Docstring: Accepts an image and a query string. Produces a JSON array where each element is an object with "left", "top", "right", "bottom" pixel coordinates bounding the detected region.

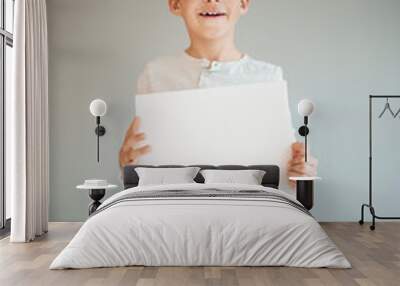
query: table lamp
[{"left": 89, "top": 99, "right": 107, "bottom": 162}]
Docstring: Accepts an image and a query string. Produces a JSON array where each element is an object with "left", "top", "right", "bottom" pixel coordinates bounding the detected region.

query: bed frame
[{"left": 123, "top": 165, "right": 280, "bottom": 189}]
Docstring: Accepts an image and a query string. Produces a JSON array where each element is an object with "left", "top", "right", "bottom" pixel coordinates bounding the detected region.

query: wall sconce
[
  {"left": 89, "top": 99, "right": 107, "bottom": 162},
  {"left": 297, "top": 99, "right": 315, "bottom": 163}
]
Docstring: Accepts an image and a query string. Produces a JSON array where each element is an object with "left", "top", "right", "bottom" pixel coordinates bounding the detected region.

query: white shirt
[{"left": 137, "top": 52, "right": 284, "bottom": 94}]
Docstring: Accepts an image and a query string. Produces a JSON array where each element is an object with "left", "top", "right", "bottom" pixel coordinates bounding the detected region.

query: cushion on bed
[
  {"left": 135, "top": 167, "right": 201, "bottom": 186},
  {"left": 200, "top": 169, "right": 266, "bottom": 185},
  {"left": 124, "top": 165, "right": 280, "bottom": 189}
]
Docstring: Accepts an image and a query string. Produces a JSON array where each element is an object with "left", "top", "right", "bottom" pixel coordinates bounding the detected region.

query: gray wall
[{"left": 47, "top": 0, "right": 400, "bottom": 222}]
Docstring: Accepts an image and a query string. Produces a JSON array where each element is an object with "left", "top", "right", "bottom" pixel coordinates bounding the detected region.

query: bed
[{"left": 50, "top": 165, "right": 351, "bottom": 269}]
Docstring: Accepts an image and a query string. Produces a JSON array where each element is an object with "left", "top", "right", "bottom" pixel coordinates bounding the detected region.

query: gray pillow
[
  {"left": 135, "top": 167, "right": 201, "bottom": 186},
  {"left": 200, "top": 169, "right": 266, "bottom": 185}
]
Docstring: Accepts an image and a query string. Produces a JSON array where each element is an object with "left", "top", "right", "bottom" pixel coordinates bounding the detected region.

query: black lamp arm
[
  {"left": 298, "top": 116, "right": 309, "bottom": 163},
  {"left": 94, "top": 116, "right": 106, "bottom": 162}
]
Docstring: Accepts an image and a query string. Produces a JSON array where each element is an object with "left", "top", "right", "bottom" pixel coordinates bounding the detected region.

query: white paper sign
[{"left": 135, "top": 81, "right": 296, "bottom": 189}]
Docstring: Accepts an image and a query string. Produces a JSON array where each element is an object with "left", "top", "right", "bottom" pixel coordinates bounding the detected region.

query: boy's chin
[{"left": 193, "top": 27, "right": 232, "bottom": 40}]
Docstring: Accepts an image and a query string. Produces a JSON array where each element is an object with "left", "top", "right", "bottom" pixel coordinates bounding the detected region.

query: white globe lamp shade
[
  {"left": 90, "top": 99, "right": 107, "bottom": 117},
  {"left": 298, "top": 99, "right": 315, "bottom": 117}
]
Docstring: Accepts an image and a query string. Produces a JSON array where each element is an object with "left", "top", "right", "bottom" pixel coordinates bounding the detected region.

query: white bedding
[{"left": 50, "top": 183, "right": 351, "bottom": 269}]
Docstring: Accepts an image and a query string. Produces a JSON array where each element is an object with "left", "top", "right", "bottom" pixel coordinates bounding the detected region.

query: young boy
[{"left": 119, "top": 0, "right": 318, "bottom": 188}]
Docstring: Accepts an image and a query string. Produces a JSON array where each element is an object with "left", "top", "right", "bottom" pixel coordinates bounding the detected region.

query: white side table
[
  {"left": 77, "top": 180, "right": 118, "bottom": 215},
  {"left": 289, "top": 177, "right": 322, "bottom": 210}
]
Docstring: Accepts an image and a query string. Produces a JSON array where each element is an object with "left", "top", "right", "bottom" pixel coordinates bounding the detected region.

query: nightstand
[
  {"left": 289, "top": 177, "right": 322, "bottom": 210},
  {"left": 77, "top": 180, "right": 118, "bottom": 215}
]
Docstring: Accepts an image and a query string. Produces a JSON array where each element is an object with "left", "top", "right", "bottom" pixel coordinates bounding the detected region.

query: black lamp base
[
  {"left": 95, "top": 126, "right": 106, "bottom": 136},
  {"left": 298, "top": 126, "right": 309, "bottom": 137}
]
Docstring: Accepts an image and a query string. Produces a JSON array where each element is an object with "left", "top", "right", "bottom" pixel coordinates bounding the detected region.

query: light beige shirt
[{"left": 137, "top": 52, "right": 284, "bottom": 94}]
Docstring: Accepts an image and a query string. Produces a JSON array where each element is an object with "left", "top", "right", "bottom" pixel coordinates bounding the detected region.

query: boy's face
[{"left": 169, "top": 0, "right": 250, "bottom": 40}]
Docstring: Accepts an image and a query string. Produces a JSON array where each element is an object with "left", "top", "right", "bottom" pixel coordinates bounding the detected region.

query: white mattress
[{"left": 50, "top": 183, "right": 351, "bottom": 269}]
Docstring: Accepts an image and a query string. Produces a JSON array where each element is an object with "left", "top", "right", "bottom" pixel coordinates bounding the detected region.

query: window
[{"left": 0, "top": 0, "right": 14, "bottom": 233}]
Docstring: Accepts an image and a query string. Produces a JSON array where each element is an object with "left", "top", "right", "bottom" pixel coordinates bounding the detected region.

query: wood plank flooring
[{"left": 0, "top": 222, "right": 399, "bottom": 286}]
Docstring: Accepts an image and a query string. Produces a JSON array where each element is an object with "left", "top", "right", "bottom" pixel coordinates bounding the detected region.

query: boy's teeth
[{"left": 200, "top": 11, "right": 224, "bottom": 16}]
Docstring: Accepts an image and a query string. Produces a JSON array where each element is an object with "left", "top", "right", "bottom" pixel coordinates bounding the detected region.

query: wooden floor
[{"left": 0, "top": 222, "right": 399, "bottom": 286}]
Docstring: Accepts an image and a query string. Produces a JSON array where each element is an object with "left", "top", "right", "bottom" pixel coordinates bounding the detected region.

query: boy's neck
[{"left": 185, "top": 37, "right": 243, "bottom": 62}]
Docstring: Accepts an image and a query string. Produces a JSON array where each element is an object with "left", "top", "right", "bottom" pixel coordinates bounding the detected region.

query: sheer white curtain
[{"left": 9, "top": 0, "right": 49, "bottom": 242}]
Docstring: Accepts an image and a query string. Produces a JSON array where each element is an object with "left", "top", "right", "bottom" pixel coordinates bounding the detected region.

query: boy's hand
[
  {"left": 119, "top": 116, "right": 151, "bottom": 169},
  {"left": 287, "top": 142, "right": 318, "bottom": 189}
]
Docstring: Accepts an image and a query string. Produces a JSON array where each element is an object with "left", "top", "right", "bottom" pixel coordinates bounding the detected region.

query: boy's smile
[
  {"left": 199, "top": 11, "right": 227, "bottom": 17},
  {"left": 197, "top": 5, "right": 228, "bottom": 26},
  {"left": 198, "top": 8, "right": 227, "bottom": 19}
]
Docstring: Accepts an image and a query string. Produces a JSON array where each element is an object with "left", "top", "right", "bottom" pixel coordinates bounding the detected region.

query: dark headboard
[{"left": 123, "top": 165, "right": 280, "bottom": 189}]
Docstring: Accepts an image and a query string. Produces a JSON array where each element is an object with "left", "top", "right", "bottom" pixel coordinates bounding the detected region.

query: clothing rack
[{"left": 359, "top": 95, "right": 400, "bottom": 230}]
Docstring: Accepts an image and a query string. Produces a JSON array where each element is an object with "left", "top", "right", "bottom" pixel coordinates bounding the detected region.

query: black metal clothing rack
[{"left": 359, "top": 95, "right": 400, "bottom": 230}]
